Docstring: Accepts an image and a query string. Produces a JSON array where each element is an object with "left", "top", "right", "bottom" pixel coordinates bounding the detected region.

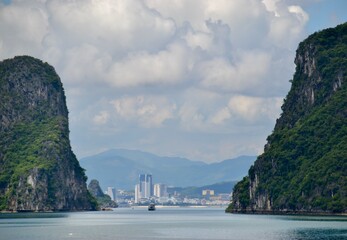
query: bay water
[{"left": 0, "top": 207, "right": 346, "bottom": 240}]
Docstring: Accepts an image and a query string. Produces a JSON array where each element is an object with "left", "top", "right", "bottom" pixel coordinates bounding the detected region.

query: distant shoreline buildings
[
  {"left": 154, "top": 183, "right": 168, "bottom": 198},
  {"left": 134, "top": 173, "right": 168, "bottom": 203},
  {"left": 107, "top": 173, "right": 231, "bottom": 206}
]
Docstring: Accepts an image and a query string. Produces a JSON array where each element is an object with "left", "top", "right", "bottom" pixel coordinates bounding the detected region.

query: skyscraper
[
  {"left": 137, "top": 173, "right": 153, "bottom": 201},
  {"left": 145, "top": 174, "right": 153, "bottom": 197},
  {"left": 139, "top": 174, "right": 146, "bottom": 198}
]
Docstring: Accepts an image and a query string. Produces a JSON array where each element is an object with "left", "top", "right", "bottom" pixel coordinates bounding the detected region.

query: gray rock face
[
  {"left": 0, "top": 56, "right": 95, "bottom": 211},
  {"left": 88, "top": 179, "right": 105, "bottom": 198},
  {"left": 0, "top": 57, "right": 68, "bottom": 131}
]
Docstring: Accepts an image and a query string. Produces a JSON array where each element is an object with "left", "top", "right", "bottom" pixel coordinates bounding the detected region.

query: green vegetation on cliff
[
  {"left": 229, "top": 23, "right": 347, "bottom": 214},
  {"left": 0, "top": 56, "right": 96, "bottom": 211},
  {"left": 0, "top": 117, "right": 67, "bottom": 209}
]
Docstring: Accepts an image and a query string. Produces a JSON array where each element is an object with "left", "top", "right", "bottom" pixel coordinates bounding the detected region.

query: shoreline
[
  {"left": 0, "top": 209, "right": 96, "bottom": 214},
  {"left": 226, "top": 209, "right": 347, "bottom": 217}
]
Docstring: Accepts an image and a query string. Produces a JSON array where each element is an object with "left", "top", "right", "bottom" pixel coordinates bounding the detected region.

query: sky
[{"left": 0, "top": 0, "right": 346, "bottom": 163}]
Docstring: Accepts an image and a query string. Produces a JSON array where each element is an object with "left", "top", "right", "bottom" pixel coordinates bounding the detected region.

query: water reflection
[
  {"left": 0, "top": 208, "right": 346, "bottom": 240},
  {"left": 0, "top": 212, "right": 68, "bottom": 219},
  {"left": 288, "top": 228, "right": 347, "bottom": 240},
  {"left": 278, "top": 215, "right": 347, "bottom": 222}
]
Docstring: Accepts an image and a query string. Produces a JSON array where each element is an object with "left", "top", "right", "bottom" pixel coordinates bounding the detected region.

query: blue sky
[
  {"left": 0, "top": 0, "right": 346, "bottom": 162},
  {"left": 305, "top": 0, "right": 347, "bottom": 34}
]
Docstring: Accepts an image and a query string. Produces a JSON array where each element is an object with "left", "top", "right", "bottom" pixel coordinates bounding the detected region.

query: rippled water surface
[{"left": 0, "top": 207, "right": 346, "bottom": 240}]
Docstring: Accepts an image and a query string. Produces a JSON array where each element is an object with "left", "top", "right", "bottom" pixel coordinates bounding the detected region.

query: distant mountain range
[{"left": 79, "top": 149, "right": 256, "bottom": 190}]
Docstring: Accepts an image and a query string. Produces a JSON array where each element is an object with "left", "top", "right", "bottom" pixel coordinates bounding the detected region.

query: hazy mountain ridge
[{"left": 80, "top": 149, "right": 255, "bottom": 190}]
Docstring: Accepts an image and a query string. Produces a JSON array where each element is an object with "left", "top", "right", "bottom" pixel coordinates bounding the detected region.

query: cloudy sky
[{"left": 1, "top": 0, "right": 346, "bottom": 162}]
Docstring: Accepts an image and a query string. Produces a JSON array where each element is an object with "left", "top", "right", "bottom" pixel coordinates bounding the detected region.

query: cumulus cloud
[
  {"left": 110, "top": 95, "right": 176, "bottom": 128},
  {"left": 61, "top": 44, "right": 112, "bottom": 85},
  {"left": 0, "top": 1, "right": 49, "bottom": 58},
  {"left": 228, "top": 95, "right": 283, "bottom": 123},
  {"left": 107, "top": 43, "right": 191, "bottom": 87},
  {"left": 198, "top": 51, "right": 271, "bottom": 92},
  {"left": 0, "top": 0, "right": 311, "bottom": 161},
  {"left": 93, "top": 111, "right": 110, "bottom": 125},
  {"left": 47, "top": 0, "right": 175, "bottom": 52},
  {"left": 211, "top": 107, "right": 231, "bottom": 125}
]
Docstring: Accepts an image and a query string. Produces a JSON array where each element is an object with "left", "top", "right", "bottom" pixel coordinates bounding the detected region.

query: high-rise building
[
  {"left": 154, "top": 183, "right": 167, "bottom": 198},
  {"left": 136, "top": 173, "right": 153, "bottom": 202},
  {"left": 107, "top": 187, "right": 116, "bottom": 201},
  {"left": 145, "top": 174, "right": 153, "bottom": 197},
  {"left": 139, "top": 174, "right": 146, "bottom": 198}
]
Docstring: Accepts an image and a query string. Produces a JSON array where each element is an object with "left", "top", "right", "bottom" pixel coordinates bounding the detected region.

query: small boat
[{"left": 148, "top": 203, "right": 156, "bottom": 211}]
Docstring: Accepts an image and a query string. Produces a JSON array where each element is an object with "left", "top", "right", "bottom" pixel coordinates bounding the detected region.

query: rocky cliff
[
  {"left": 88, "top": 179, "right": 105, "bottom": 198},
  {"left": 228, "top": 23, "right": 347, "bottom": 214},
  {"left": 0, "top": 56, "right": 96, "bottom": 211},
  {"left": 88, "top": 179, "right": 118, "bottom": 209}
]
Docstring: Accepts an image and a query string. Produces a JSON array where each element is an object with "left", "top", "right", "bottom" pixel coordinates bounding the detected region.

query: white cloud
[
  {"left": 107, "top": 43, "right": 191, "bottom": 87},
  {"left": 183, "top": 29, "right": 213, "bottom": 51},
  {"left": 176, "top": 88, "right": 230, "bottom": 132},
  {"left": 61, "top": 44, "right": 112, "bottom": 85},
  {"left": 111, "top": 95, "right": 175, "bottom": 128},
  {"left": 262, "top": 0, "right": 281, "bottom": 15},
  {"left": 0, "top": 1, "right": 48, "bottom": 58},
  {"left": 178, "top": 103, "right": 205, "bottom": 131},
  {"left": 228, "top": 95, "right": 283, "bottom": 123},
  {"left": 47, "top": 0, "right": 175, "bottom": 52},
  {"left": 0, "top": 0, "right": 311, "bottom": 161},
  {"left": 198, "top": 51, "right": 271, "bottom": 92},
  {"left": 93, "top": 111, "right": 110, "bottom": 125},
  {"left": 211, "top": 107, "right": 231, "bottom": 125},
  {"left": 265, "top": 2, "right": 309, "bottom": 49}
]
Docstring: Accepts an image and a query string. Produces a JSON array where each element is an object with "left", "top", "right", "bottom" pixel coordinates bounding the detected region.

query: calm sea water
[{"left": 0, "top": 207, "right": 346, "bottom": 240}]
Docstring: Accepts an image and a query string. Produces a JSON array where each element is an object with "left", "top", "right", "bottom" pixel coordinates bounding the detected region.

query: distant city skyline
[{"left": 134, "top": 173, "right": 170, "bottom": 204}]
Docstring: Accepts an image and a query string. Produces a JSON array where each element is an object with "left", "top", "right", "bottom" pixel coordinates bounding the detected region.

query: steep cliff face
[
  {"left": 229, "top": 23, "right": 347, "bottom": 214},
  {"left": 88, "top": 179, "right": 104, "bottom": 198},
  {"left": 0, "top": 56, "right": 96, "bottom": 211},
  {"left": 88, "top": 179, "right": 118, "bottom": 209}
]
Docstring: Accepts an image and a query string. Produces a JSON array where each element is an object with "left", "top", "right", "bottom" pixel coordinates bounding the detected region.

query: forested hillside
[{"left": 228, "top": 23, "right": 347, "bottom": 214}]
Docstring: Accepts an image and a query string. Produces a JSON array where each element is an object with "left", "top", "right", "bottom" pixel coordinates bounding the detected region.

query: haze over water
[{"left": 1, "top": 208, "right": 346, "bottom": 240}]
